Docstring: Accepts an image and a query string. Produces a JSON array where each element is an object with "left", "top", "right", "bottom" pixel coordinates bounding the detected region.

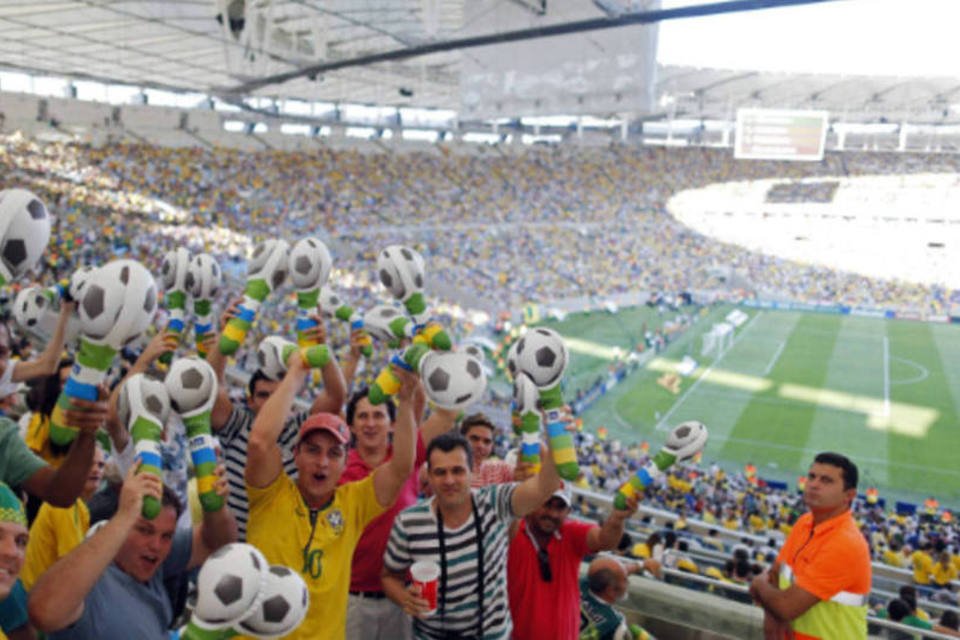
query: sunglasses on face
[{"left": 537, "top": 548, "right": 552, "bottom": 582}]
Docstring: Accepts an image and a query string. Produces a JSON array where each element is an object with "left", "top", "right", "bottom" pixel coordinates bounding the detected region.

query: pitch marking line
[
  {"left": 653, "top": 312, "right": 763, "bottom": 432},
  {"left": 889, "top": 356, "right": 930, "bottom": 386},
  {"left": 763, "top": 340, "right": 786, "bottom": 376}
]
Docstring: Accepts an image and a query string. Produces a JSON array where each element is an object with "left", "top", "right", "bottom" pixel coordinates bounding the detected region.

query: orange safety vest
[
  {"left": 797, "top": 476, "right": 807, "bottom": 492},
  {"left": 866, "top": 488, "right": 879, "bottom": 505},
  {"left": 924, "top": 498, "right": 939, "bottom": 515}
]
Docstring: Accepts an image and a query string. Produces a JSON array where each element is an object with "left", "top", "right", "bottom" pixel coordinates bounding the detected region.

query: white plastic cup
[{"left": 410, "top": 560, "right": 441, "bottom": 616}]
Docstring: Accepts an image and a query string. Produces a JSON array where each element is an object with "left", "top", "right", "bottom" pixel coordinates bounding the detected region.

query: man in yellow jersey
[
  {"left": 749, "top": 452, "right": 871, "bottom": 640},
  {"left": 0, "top": 483, "right": 28, "bottom": 640},
  {"left": 244, "top": 353, "right": 418, "bottom": 640}
]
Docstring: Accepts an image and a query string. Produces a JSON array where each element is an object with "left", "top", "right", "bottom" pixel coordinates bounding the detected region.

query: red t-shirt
[
  {"left": 338, "top": 432, "right": 426, "bottom": 592},
  {"left": 508, "top": 518, "right": 594, "bottom": 640}
]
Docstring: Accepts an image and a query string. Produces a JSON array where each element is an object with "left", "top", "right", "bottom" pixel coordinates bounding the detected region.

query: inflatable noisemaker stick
[
  {"left": 319, "top": 289, "right": 372, "bottom": 357},
  {"left": 364, "top": 304, "right": 452, "bottom": 352},
  {"left": 181, "top": 542, "right": 308, "bottom": 639},
  {"left": 118, "top": 374, "right": 171, "bottom": 519},
  {"left": 159, "top": 248, "right": 192, "bottom": 365},
  {"left": 255, "top": 336, "right": 332, "bottom": 382},
  {"left": 613, "top": 420, "right": 709, "bottom": 510},
  {"left": 219, "top": 239, "right": 289, "bottom": 356},
  {"left": 376, "top": 244, "right": 452, "bottom": 351},
  {"left": 0, "top": 188, "right": 52, "bottom": 288},
  {"left": 185, "top": 254, "right": 222, "bottom": 360},
  {"left": 166, "top": 357, "right": 224, "bottom": 512},
  {"left": 288, "top": 237, "right": 333, "bottom": 349},
  {"left": 50, "top": 261, "right": 158, "bottom": 446},
  {"left": 514, "top": 373, "right": 542, "bottom": 469},
  {"left": 514, "top": 328, "right": 578, "bottom": 480},
  {"left": 367, "top": 343, "right": 431, "bottom": 406}
]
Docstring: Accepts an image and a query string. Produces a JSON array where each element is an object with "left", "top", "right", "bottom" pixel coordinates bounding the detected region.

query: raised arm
[
  {"left": 22, "top": 393, "right": 107, "bottom": 507},
  {"left": 510, "top": 437, "right": 562, "bottom": 518},
  {"left": 298, "top": 312, "right": 345, "bottom": 415},
  {"left": 28, "top": 464, "right": 160, "bottom": 632},
  {"left": 419, "top": 405, "right": 458, "bottom": 448},
  {"left": 586, "top": 493, "right": 639, "bottom": 553},
  {"left": 208, "top": 300, "right": 240, "bottom": 431},
  {"left": 371, "top": 366, "right": 417, "bottom": 508},
  {"left": 11, "top": 301, "right": 76, "bottom": 382},
  {"left": 245, "top": 356, "right": 308, "bottom": 488}
]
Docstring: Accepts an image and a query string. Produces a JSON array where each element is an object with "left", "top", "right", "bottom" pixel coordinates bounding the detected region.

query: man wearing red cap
[{"left": 244, "top": 354, "right": 419, "bottom": 640}]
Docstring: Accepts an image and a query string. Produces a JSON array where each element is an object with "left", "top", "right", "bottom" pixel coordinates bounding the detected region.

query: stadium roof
[{"left": 1, "top": 0, "right": 958, "bottom": 124}]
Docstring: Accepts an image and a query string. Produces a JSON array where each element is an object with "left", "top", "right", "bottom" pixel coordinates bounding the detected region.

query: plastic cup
[{"left": 410, "top": 560, "right": 441, "bottom": 616}]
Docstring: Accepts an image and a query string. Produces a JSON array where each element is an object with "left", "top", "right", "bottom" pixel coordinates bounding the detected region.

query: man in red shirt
[
  {"left": 507, "top": 484, "right": 639, "bottom": 640},
  {"left": 339, "top": 385, "right": 456, "bottom": 640}
]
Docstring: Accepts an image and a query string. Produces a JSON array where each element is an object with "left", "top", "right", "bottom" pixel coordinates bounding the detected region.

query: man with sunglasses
[{"left": 507, "top": 485, "right": 639, "bottom": 640}]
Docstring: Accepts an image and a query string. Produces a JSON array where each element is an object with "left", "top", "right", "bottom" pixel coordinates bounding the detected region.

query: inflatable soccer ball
[
  {"left": 420, "top": 351, "right": 486, "bottom": 411},
  {"left": 505, "top": 341, "right": 519, "bottom": 381},
  {"left": 237, "top": 565, "right": 309, "bottom": 638},
  {"left": 460, "top": 343, "right": 486, "bottom": 366},
  {"left": 165, "top": 357, "right": 217, "bottom": 414},
  {"left": 288, "top": 237, "right": 332, "bottom": 290},
  {"left": 664, "top": 420, "right": 709, "bottom": 462},
  {"left": 185, "top": 253, "right": 222, "bottom": 301},
  {"left": 362, "top": 305, "right": 407, "bottom": 343},
  {"left": 77, "top": 260, "right": 157, "bottom": 348},
  {"left": 193, "top": 543, "right": 269, "bottom": 630},
  {"left": 13, "top": 286, "right": 50, "bottom": 330},
  {"left": 0, "top": 188, "right": 52, "bottom": 283},
  {"left": 318, "top": 289, "right": 344, "bottom": 315},
  {"left": 512, "top": 371, "right": 539, "bottom": 415},
  {"left": 376, "top": 245, "right": 424, "bottom": 301},
  {"left": 256, "top": 336, "right": 295, "bottom": 381},
  {"left": 248, "top": 239, "right": 290, "bottom": 291},
  {"left": 117, "top": 373, "right": 171, "bottom": 429},
  {"left": 159, "top": 248, "right": 191, "bottom": 292},
  {"left": 514, "top": 327, "right": 568, "bottom": 389},
  {"left": 68, "top": 265, "right": 97, "bottom": 302}
]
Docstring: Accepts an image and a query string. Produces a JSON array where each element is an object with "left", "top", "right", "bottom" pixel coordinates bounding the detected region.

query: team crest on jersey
[{"left": 326, "top": 508, "right": 344, "bottom": 534}]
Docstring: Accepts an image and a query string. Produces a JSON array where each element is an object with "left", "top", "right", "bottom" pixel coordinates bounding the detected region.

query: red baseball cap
[{"left": 297, "top": 412, "right": 350, "bottom": 445}]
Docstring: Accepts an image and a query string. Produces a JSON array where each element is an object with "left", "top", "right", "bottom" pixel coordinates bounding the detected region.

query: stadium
[{"left": 1, "top": 0, "right": 959, "bottom": 638}]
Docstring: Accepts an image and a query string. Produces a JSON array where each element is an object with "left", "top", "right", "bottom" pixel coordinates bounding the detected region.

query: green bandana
[{"left": 0, "top": 482, "right": 26, "bottom": 528}]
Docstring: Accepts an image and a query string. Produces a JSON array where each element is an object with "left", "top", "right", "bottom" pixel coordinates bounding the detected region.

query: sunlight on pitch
[
  {"left": 563, "top": 337, "right": 623, "bottom": 360},
  {"left": 646, "top": 358, "right": 938, "bottom": 437}
]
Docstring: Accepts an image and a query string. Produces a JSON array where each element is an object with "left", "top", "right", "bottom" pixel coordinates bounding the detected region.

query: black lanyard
[{"left": 436, "top": 495, "right": 485, "bottom": 640}]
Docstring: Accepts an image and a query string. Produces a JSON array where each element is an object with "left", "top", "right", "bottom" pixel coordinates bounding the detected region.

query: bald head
[{"left": 587, "top": 556, "right": 629, "bottom": 604}]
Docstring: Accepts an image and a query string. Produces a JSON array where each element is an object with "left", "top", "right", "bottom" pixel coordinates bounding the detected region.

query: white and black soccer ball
[
  {"left": 159, "top": 247, "right": 191, "bottom": 293},
  {"left": 318, "top": 289, "right": 344, "bottom": 316},
  {"left": 256, "top": 336, "right": 295, "bottom": 382},
  {"left": 118, "top": 373, "right": 171, "bottom": 429},
  {"left": 68, "top": 265, "right": 97, "bottom": 302},
  {"left": 13, "top": 286, "right": 50, "bottom": 331},
  {"left": 165, "top": 357, "right": 217, "bottom": 415},
  {"left": 78, "top": 260, "right": 157, "bottom": 348},
  {"left": 362, "top": 305, "right": 407, "bottom": 343},
  {"left": 419, "top": 351, "right": 486, "bottom": 411},
  {"left": 376, "top": 245, "right": 425, "bottom": 302},
  {"left": 237, "top": 565, "right": 309, "bottom": 638},
  {"left": 512, "top": 372, "right": 539, "bottom": 415},
  {"left": 193, "top": 543, "right": 269, "bottom": 630},
  {"left": 186, "top": 253, "right": 222, "bottom": 301},
  {"left": 247, "top": 239, "right": 290, "bottom": 291},
  {"left": 514, "top": 327, "right": 567, "bottom": 389},
  {"left": 459, "top": 343, "right": 486, "bottom": 366},
  {"left": 664, "top": 420, "right": 709, "bottom": 462},
  {"left": 0, "top": 188, "right": 52, "bottom": 282},
  {"left": 288, "top": 237, "right": 332, "bottom": 291}
]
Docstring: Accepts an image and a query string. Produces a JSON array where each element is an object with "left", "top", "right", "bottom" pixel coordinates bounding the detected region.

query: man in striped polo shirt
[
  {"left": 749, "top": 452, "right": 871, "bottom": 640},
  {"left": 207, "top": 301, "right": 347, "bottom": 540},
  {"left": 382, "top": 431, "right": 563, "bottom": 640}
]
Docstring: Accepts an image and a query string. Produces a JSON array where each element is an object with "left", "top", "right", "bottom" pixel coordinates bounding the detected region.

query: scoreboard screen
[{"left": 735, "top": 108, "right": 829, "bottom": 161}]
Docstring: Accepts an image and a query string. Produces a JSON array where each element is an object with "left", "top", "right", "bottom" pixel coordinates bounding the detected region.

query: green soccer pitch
[{"left": 527, "top": 305, "right": 960, "bottom": 503}]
